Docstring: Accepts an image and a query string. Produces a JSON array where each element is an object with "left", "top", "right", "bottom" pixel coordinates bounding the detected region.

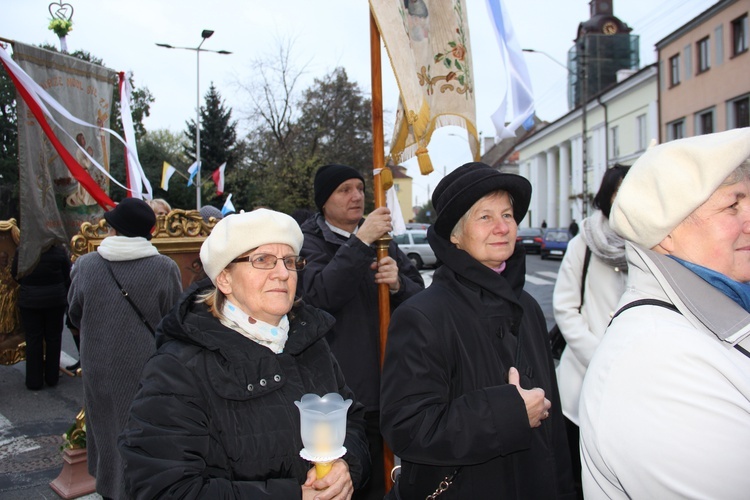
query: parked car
[
  {"left": 516, "top": 227, "right": 544, "bottom": 254},
  {"left": 405, "top": 222, "right": 431, "bottom": 230},
  {"left": 393, "top": 229, "right": 437, "bottom": 270},
  {"left": 540, "top": 229, "right": 571, "bottom": 260}
]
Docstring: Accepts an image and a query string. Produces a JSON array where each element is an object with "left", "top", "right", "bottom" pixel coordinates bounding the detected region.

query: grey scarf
[{"left": 581, "top": 211, "right": 628, "bottom": 269}]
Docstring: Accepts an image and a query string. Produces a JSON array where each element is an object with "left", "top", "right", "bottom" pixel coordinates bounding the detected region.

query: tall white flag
[{"left": 486, "top": 0, "right": 536, "bottom": 139}]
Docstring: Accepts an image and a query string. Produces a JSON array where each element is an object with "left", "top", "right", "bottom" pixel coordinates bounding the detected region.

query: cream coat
[
  {"left": 579, "top": 243, "right": 750, "bottom": 499},
  {"left": 553, "top": 234, "right": 627, "bottom": 424}
]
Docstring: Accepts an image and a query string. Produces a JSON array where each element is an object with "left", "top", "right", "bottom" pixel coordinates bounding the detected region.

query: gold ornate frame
[
  {"left": 71, "top": 209, "right": 218, "bottom": 290},
  {"left": 0, "top": 218, "right": 24, "bottom": 365}
]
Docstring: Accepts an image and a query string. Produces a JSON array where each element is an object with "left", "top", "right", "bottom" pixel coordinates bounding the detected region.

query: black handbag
[{"left": 549, "top": 246, "right": 591, "bottom": 360}]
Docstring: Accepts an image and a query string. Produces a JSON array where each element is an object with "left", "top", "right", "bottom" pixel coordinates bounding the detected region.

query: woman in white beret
[
  {"left": 118, "top": 208, "right": 369, "bottom": 500},
  {"left": 579, "top": 128, "right": 750, "bottom": 499}
]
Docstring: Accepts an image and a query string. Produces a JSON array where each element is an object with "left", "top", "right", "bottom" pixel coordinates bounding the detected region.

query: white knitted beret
[
  {"left": 611, "top": 128, "right": 750, "bottom": 248},
  {"left": 200, "top": 208, "right": 303, "bottom": 283}
]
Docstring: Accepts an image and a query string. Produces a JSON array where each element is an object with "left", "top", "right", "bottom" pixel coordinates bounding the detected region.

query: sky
[{"left": 2, "top": 0, "right": 716, "bottom": 207}]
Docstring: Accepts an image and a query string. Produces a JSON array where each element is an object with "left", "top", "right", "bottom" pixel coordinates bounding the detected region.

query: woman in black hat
[
  {"left": 380, "top": 162, "right": 575, "bottom": 499},
  {"left": 67, "top": 198, "right": 183, "bottom": 500}
]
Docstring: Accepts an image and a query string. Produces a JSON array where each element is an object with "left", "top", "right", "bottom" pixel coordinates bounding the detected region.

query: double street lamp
[
  {"left": 523, "top": 47, "right": 589, "bottom": 217},
  {"left": 156, "top": 30, "right": 231, "bottom": 209}
]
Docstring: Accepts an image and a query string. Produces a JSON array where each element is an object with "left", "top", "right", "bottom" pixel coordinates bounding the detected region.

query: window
[
  {"left": 610, "top": 126, "right": 619, "bottom": 158},
  {"left": 732, "top": 14, "right": 748, "bottom": 56},
  {"left": 697, "top": 110, "right": 714, "bottom": 134},
  {"left": 636, "top": 114, "right": 648, "bottom": 151},
  {"left": 731, "top": 96, "right": 749, "bottom": 128},
  {"left": 697, "top": 37, "right": 710, "bottom": 73},
  {"left": 392, "top": 234, "right": 409, "bottom": 245},
  {"left": 668, "top": 119, "right": 685, "bottom": 141},
  {"left": 669, "top": 54, "right": 681, "bottom": 86}
]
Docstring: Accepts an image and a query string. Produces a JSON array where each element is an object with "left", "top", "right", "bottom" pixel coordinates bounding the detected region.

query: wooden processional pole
[{"left": 369, "top": 10, "right": 395, "bottom": 493}]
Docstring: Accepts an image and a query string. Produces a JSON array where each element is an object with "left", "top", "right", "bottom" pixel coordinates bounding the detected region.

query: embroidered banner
[
  {"left": 13, "top": 42, "right": 115, "bottom": 276},
  {"left": 370, "top": 0, "right": 480, "bottom": 174}
]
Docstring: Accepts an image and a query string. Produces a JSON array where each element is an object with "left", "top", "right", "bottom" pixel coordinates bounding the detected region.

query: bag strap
[
  {"left": 103, "top": 259, "right": 156, "bottom": 336},
  {"left": 611, "top": 298, "right": 750, "bottom": 359},
  {"left": 612, "top": 298, "right": 680, "bottom": 321},
  {"left": 578, "top": 245, "right": 592, "bottom": 312}
]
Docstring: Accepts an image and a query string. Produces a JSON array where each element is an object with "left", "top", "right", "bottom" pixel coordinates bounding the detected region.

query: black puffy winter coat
[
  {"left": 380, "top": 228, "right": 576, "bottom": 499},
  {"left": 118, "top": 281, "right": 370, "bottom": 499}
]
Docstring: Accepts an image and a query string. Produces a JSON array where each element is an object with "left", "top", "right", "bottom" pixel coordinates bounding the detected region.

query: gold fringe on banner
[
  {"left": 407, "top": 100, "right": 431, "bottom": 139},
  {"left": 416, "top": 146, "right": 433, "bottom": 175}
]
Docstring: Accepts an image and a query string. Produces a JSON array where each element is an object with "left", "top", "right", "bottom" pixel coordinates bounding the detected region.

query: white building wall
[
  {"left": 515, "top": 66, "right": 657, "bottom": 224},
  {"left": 545, "top": 149, "right": 558, "bottom": 227}
]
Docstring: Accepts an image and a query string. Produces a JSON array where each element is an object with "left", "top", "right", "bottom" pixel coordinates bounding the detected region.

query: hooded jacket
[
  {"left": 580, "top": 243, "right": 750, "bottom": 499},
  {"left": 118, "top": 281, "right": 370, "bottom": 499},
  {"left": 380, "top": 228, "right": 575, "bottom": 499}
]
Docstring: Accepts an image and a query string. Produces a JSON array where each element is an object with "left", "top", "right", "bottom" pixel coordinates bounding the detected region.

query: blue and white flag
[
  {"left": 485, "top": 0, "right": 535, "bottom": 139},
  {"left": 221, "top": 193, "right": 235, "bottom": 216},
  {"left": 186, "top": 160, "right": 200, "bottom": 187}
]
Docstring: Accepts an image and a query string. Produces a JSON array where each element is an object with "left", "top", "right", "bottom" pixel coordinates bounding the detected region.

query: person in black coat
[
  {"left": 119, "top": 209, "right": 369, "bottom": 499},
  {"left": 297, "top": 164, "right": 424, "bottom": 499},
  {"left": 12, "top": 244, "right": 71, "bottom": 390},
  {"left": 381, "top": 162, "right": 575, "bottom": 499}
]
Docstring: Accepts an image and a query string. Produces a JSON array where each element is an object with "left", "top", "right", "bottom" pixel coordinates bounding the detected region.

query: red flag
[{"left": 212, "top": 163, "right": 226, "bottom": 195}]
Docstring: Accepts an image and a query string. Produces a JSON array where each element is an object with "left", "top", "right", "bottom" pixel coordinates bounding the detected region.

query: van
[{"left": 393, "top": 229, "right": 437, "bottom": 270}]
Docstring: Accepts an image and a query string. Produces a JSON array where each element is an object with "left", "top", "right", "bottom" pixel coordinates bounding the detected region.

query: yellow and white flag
[
  {"left": 370, "top": 0, "right": 480, "bottom": 175},
  {"left": 160, "top": 161, "right": 177, "bottom": 191}
]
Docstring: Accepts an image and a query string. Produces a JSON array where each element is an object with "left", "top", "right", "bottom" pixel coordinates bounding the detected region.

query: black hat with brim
[
  {"left": 103, "top": 197, "right": 156, "bottom": 240},
  {"left": 432, "top": 162, "right": 531, "bottom": 239}
]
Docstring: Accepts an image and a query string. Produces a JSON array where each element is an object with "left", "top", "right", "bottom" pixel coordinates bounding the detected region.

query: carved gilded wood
[
  {"left": 70, "top": 209, "right": 218, "bottom": 290},
  {"left": 0, "top": 219, "right": 25, "bottom": 365}
]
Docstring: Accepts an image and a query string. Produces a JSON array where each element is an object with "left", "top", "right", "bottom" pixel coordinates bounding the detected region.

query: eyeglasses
[{"left": 231, "top": 253, "right": 306, "bottom": 271}]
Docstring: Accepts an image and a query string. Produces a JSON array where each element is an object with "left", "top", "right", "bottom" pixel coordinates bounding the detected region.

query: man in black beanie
[{"left": 298, "top": 164, "right": 425, "bottom": 499}]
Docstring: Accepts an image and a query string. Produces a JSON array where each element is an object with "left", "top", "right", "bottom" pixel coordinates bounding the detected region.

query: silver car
[{"left": 393, "top": 229, "right": 437, "bottom": 270}]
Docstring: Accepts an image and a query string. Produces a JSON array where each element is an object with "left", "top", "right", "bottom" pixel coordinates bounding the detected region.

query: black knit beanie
[
  {"left": 314, "top": 164, "right": 365, "bottom": 211},
  {"left": 103, "top": 198, "right": 157, "bottom": 240},
  {"left": 432, "top": 162, "right": 531, "bottom": 239}
]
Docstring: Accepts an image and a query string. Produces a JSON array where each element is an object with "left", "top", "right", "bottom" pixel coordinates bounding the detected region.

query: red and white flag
[{"left": 212, "top": 162, "right": 227, "bottom": 195}]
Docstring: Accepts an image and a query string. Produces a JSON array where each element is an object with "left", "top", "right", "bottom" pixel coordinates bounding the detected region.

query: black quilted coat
[{"left": 118, "top": 281, "right": 370, "bottom": 499}]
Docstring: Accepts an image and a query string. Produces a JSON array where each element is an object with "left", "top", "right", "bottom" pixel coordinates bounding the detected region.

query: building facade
[
  {"left": 658, "top": 0, "right": 750, "bottom": 140},
  {"left": 514, "top": 65, "right": 657, "bottom": 229},
  {"left": 390, "top": 164, "right": 415, "bottom": 224}
]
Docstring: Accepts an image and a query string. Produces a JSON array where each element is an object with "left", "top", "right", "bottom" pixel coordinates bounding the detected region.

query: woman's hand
[
  {"left": 302, "top": 459, "right": 354, "bottom": 500},
  {"left": 509, "top": 367, "right": 551, "bottom": 428}
]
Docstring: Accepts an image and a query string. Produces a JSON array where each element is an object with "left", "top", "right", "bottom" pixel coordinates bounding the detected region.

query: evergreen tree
[
  {"left": 0, "top": 64, "right": 19, "bottom": 220},
  {"left": 183, "top": 83, "right": 238, "bottom": 206}
]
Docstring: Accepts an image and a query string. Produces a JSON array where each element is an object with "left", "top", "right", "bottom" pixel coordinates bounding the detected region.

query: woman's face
[
  {"left": 665, "top": 180, "right": 750, "bottom": 282},
  {"left": 450, "top": 191, "right": 517, "bottom": 268},
  {"left": 216, "top": 243, "right": 298, "bottom": 325}
]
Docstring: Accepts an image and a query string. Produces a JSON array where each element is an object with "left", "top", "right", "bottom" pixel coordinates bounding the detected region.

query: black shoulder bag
[
  {"left": 103, "top": 260, "right": 156, "bottom": 336},
  {"left": 549, "top": 246, "right": 592, "bottom": 360}
]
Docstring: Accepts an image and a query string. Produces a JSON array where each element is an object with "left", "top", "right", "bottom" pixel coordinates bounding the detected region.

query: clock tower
[{"left": 568, "top": 0, "right": 639, "bottom": 108}]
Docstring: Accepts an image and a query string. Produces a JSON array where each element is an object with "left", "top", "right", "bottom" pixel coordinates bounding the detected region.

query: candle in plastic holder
[{"left": 295, "top": 393, "right": 352, "bottom": 478}]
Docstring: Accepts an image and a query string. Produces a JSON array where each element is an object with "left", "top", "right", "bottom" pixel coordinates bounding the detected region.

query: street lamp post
[
  {"left": 156, "top": 30, "right": 231, "bottom": 209},
  {"left": 523, "top": 47, "right": 589, "bottom": 218}
]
